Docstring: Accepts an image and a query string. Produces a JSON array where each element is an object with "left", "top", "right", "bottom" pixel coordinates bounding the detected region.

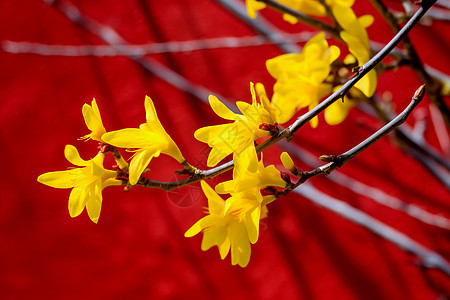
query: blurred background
[{"left": 1, "top": 0, "right": 449, "bottom": 299}]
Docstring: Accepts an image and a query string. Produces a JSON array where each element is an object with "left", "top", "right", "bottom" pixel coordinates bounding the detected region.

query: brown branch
[
  {"left": 136, "top": 2, "right": 434, "bottom": 191},
  {"left": 369, "top": 0, "right": 450, "bottom": 127}
]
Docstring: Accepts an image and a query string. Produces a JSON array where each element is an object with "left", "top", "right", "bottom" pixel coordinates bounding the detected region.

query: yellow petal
[
  {"left": 144, "top": 96, "right": 166, "bottom": 135},
  {"left": 201, "top": 181, "right": 225, "bottom": 215},
  {"left": 185, "top": 214, "right": 216, "bottom": 238},
  {"left": 309, "top": 116, "right": 318, "bottom": 128},
  {"left": 234, "top": 145, "right": 258, "bottom": 176},
  {"left": 82, "top": 99, "right": 106, "bottom": 141},
  {"left": 358, "top": 14, "right": 374, "bottom": 28},
  {"left": 215, "top": 180, "right": 235, "bottom": 194},
  {"left": 128, "top": 149, "right": 160, "bottom": 185},
  {"left": 324, "top": 98, "right": 353, "bottom": 125},
  {"left": 245, "top": 0, "right": 266, "bottom": 19},
  {"left": 37, "top": 169, "right": 77, "bottom": 188},
  {"left": 68, "top": 187, "right": 87, "bottom": 218},
  {"left": 102, "top": 128, "right": 162, "bottom": 149},
  {"left": 218, "top": 235, "right": 231, "bottom": 260},
  {"left": 354, "top": 69, "right": 377, "bottom": 97},
  {"left": 229, "top": 222, "right": 251, "bottom": 267},
  {"left": 209, "top": 95, "right": 239, "bottom": 121},
  {"left": 201, "top": 225, "right": 227, "bottom": 251},
  {"left": 64, "top": 145, "right": 89, "bottom": 167},
  {"left": 85, "top": 185, "right": 102, "bottom": 223},
  {"left": 245, "top": 206, "right": 261, "bottom": 244},
  {"left": 282, "top": 13, "right": 299, "bottom": 24}
]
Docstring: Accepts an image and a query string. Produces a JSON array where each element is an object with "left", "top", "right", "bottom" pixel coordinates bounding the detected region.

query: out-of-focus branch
[
  {"left": 369, "top": 0, "right": 450, "bottom": 127},
  {"left": 43, "top": 0, "right": 232, "bottom": 107},
  {"left": 257, "top": 0, "right": 343, "bottom": 42},
  {"left": 214, "top": 0, "right": 301, "bottom": 53},
  {"left": 283, "top": 141, "right": 450, "bottom": 229},
  {"left": 1, "top": 33, "right": 313, "bottom": 56},
  {"left": 295, "top": 183, "right": 450, "bottom": 275}
]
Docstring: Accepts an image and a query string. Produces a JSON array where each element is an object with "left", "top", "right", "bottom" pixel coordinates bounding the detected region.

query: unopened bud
[
  {"left": 413, "top": 84, "right": 426, "bottom": 100},
  {"left": 319, "top": 155, "right": 333, "bottom": 162},
  {"left": 280, "top": 152, "right": 295, "bottom": 170}
]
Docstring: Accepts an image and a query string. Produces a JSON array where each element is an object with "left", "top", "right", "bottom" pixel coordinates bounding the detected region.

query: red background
[{"left": 1, "top": 0, "right": 449, "bottom": 299}]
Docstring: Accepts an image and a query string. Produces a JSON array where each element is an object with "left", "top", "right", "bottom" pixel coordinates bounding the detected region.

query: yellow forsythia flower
[
  {"left": 245, "top": 0, "right": 267, "bottom": 18},
  {"left": 215, "top": 145, "right": 286, "bottom": 194},
  {"left": 79, "top": 98, "right": 106, "bottom": 142},
  {"left": 266, "top": 32, "right": 340, "bottom": 126},
  {"left": 102, "top": 96, "right": 185, "bottom": 185},
  {"left": 195, "top": 82, "right": 277, "bottom": 167},
  {"left": 333, "top": 5, "right": 377, "bottom": 97},
  {"left": 185, "top": 181, "right": 269, "bottom": 267},
  {"left": 324, "top": 85, "right": 355, "bottom": 125},
  {"left": 37, "top": 145, "right": 121, "bottom": 223},
  {"left": 246, "top": 0, "right": 354, "bottom": 24}
]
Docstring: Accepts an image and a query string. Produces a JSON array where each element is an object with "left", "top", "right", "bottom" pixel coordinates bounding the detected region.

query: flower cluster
[
  {"left": 195, "top": 82, "right": 281, "bottom": 167},
  {"left": 247, "top": 0, "right": 376, "bottom": 126},
  {"left": 38, "top": 0, "right": 385, "bottom": 268},
  {"left": 185, "top": 146, "right": 286, "bottom": 267},
  {"left": 39, "top": 97, "right": 190, "bottom": 223}
]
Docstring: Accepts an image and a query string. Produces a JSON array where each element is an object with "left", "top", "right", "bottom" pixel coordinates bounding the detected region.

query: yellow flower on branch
[
  {"left": 79, "top": 98, "right": 106, "bottom": 142},
  {"left": 102, "top": 96, "right": 185, "bottom": 185},
  {"left": 245, "top": 0, "right": 267, "bottom": 18},
  {"left": 185, "top": 181, "right": 269, "bottom": 267},
  {"left": 333, "top": 5, "right": 377, "bottom": 97},
  {"left": 195, "top": 82, "right": 277, "bottom": 167},
  {"left": 266, "top": 32, "right": 340, "bottom": 126},
  {"left": 324, "top": 86, "right": 363, "bottom": 125},
  {"left": 246, "top": 0, "right": 355, "bottom": 24},
  {"left": 37, "top": 145, "right": 121, "bottom": 223},
  {"left": 215, "top": 145, "right": 286, "bottom": 194}
]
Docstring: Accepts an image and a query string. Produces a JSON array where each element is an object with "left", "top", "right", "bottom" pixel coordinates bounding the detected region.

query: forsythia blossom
[
  {"left": 215, "top": 145, "right": 286, "bottom": 194},
  {"left": 333, "top": 5, "right": 377, "bottom": 97},
  {"left": 266, "top": 32, "right": 340, "bottom": 126},
  {"left": 185, "top": 181, "right": 271, "bottom": 267},
  {"left": 79, "top": 98, "right": 106, "bottom": 142},
  {"left": 37, "top": 145, "right": 121, "bottom": 223},
  {"left": 246, "top": 0, "right": 355, "bottom": 24},
  {"left": 102, "top": 96, "right": 185, "bottom": 185},
  {"left": 186, "top": 145, "right": 284, "bottom": 267},
  {"left": 195, "top": 82, "right": 278, "bottom": 167}
]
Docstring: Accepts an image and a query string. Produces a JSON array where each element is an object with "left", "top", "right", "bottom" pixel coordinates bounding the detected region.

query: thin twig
[
  {"left": 44, "top": 0, "right": 233, "bottom": 107},
  {"left": 277, "top": 85, "right": 425, "bottom": 196},
  {"left": 369, "top": 0, "right": 450, "bottom": 127},
  {"left": 280, "top": 141, "right": 450, "bottom": 230},
  {"left": 257, "top": 1, "right": 436, "bottom": 154},
  {"left": 363, "top": 97, "right": 450, "bottom": 172},
  {"left": 140, "top": 3, "right": 434, "bottom": 190},
  {"left": 214, "top": 0, "right": 301, "bottom": 53},
  {"left": 1, "top": 33, "right": 313, "bottom": 56}
]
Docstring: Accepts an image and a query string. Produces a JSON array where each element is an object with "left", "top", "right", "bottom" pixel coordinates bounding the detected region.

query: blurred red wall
[{"left": 0, "top": 0, "right": 449, "bottom": 299}]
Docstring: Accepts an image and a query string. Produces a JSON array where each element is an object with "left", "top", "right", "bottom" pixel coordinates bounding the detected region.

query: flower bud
[{"left": 280, "top": 152, "right": 295, "bottom": 171}]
